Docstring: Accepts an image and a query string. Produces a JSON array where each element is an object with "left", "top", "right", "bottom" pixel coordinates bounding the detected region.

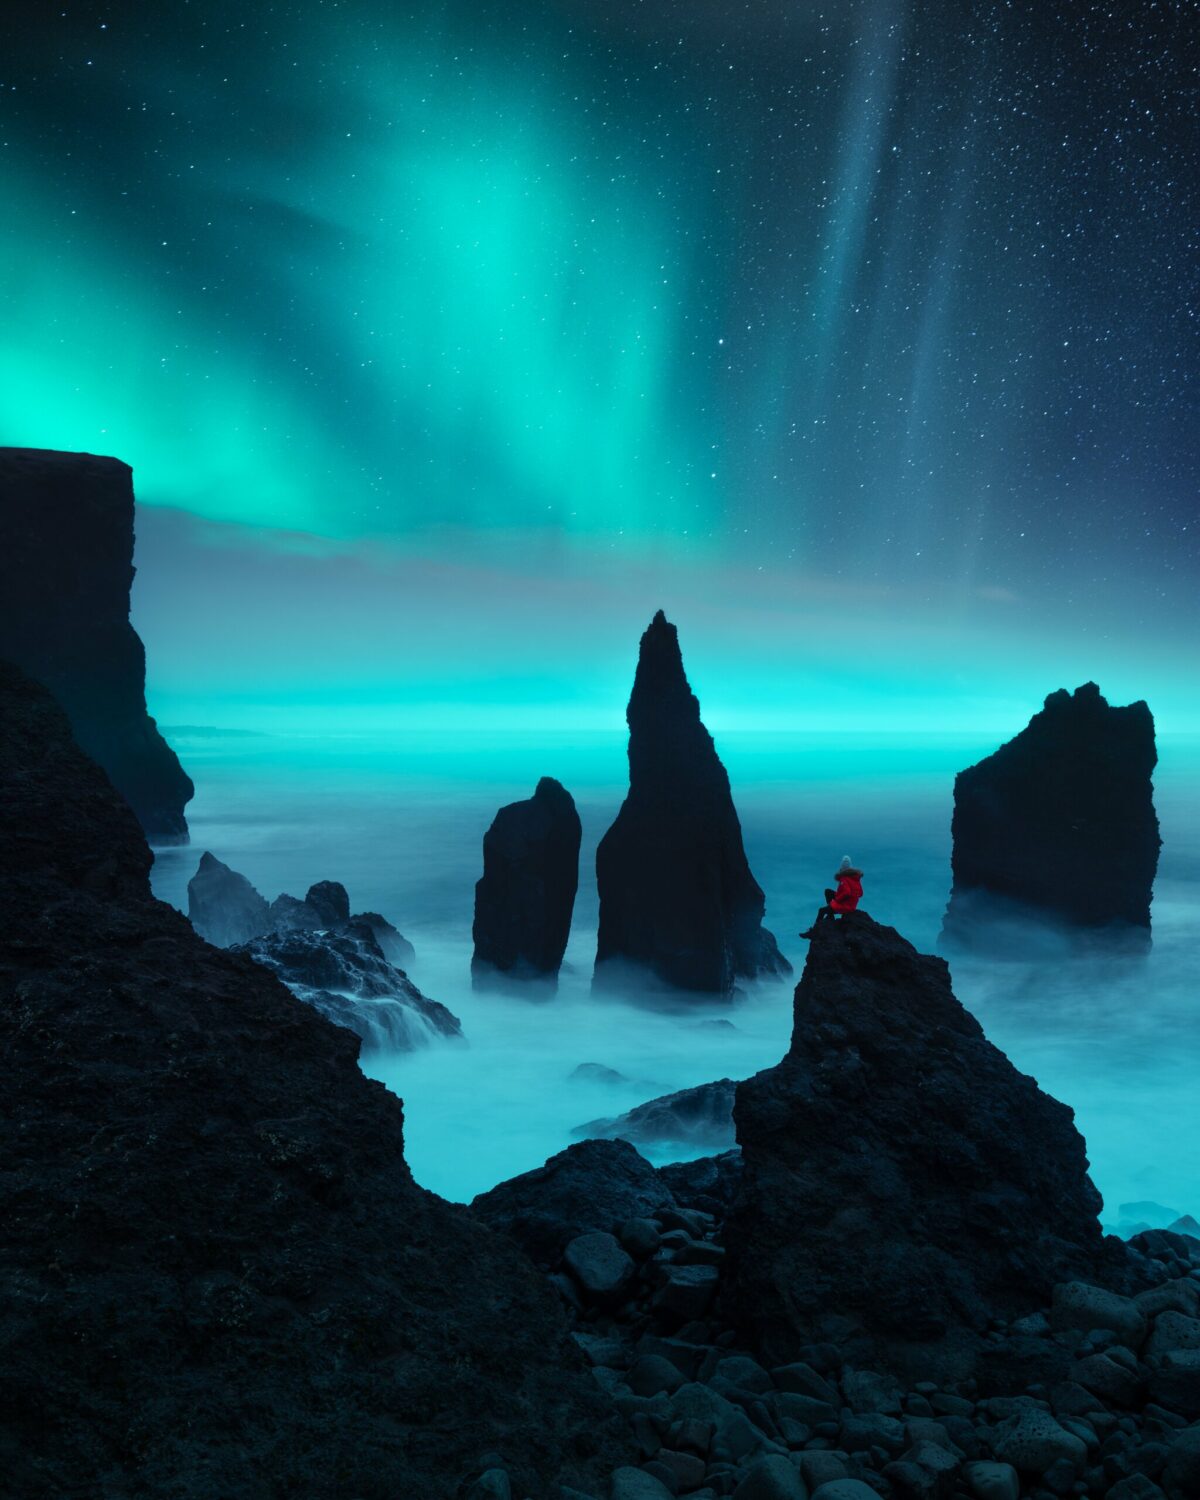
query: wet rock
[
  {"left": 724, "top": 914, "right": 1120, "bottom": 1372},
  {"left": 941, "top": 682, "right": 1160, "bottom": 948},
  {"left": 305, "top": 879, "right": 351, "bottom": 926},
  {"left": 235, "top": 925, "right": 461, "bottom": 1051},
  {"left": 349, "top": 909, "right": 416, "bottom": 968},
  {"left": 472, "top": 777, "right": 581, "bottom": 984},
  {"left": 574, "top": 1079, "right": 737, "bottom": 1151},
  {"left": 0, "top": 660, "right": 623, "bottom": 1497},
  {"left": 472, "top": 1139, "right": 676, "bottom": 1265},
  {"left": 0, "top": 447, "right": 194, "bottom": 842},
  {"left": 187, "top": 850, "right": 271, "bottom": 946},
  {"left": 594, "top": 611, "right": 790, "bottom": 998},
  {"left": 574, "top": 1063, "right": 630, "bottom": 1085}
]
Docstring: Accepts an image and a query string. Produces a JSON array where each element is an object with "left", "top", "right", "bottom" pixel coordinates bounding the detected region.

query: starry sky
[{"left": 2, "top": 0, "right": 1198, "bottom": 731}]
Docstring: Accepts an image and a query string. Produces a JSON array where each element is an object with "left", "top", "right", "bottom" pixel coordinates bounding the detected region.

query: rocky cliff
[
  {"left": 473, "top": 776, "right": 581, "bottom": 985},
  {"left": 942, "top": 682, "right": 1161, "bottom": 948},
  {"left": 0, "top": 446, "right": 193, "bottom": 842},
  {"left": 723, "top": 913, "right": 1125, "bottom": 1377},
  {"left": 0, "top": 659, "right": 621, "bottom": 1498},
  {"left": 594, "top": 611, "right": 789, "bottom": 998}
]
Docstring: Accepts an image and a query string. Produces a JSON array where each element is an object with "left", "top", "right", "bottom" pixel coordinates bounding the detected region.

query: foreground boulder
[
  {"left": 0, "top": 446, "right": 193, "bottom": 842},
  {"left": 723, "top": 913, "right": 1125, "bottom": 1376},
  {"left": 573, "top": 1079, "right": 737, "bottom": 1152},
  {"left": 472, "top": 1139, "right": 677, "bottom": 1266},
  {"left": 594, "top": 611, "right": 790, "bottom": 998},
  {"left": 236, "top": 925, "right": 462, "bottom": 1051},
  {"left": 0, "top": 660, "right": 622, "bottom": 1497},
  {"left": 942, "top": 682, "right": 1161, "bottom": 949},
  {"left": 472, "top": 777, "right": 582, "bottom": 986}
]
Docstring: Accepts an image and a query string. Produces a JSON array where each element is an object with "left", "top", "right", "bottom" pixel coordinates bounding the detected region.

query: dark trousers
[{"left": 812, "top": 888, "right": 837, "bottom": 924}]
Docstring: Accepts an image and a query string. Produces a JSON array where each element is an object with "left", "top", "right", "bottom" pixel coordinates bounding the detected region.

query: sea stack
[
  {"left": 0, "top": 447, "right": 193, "bottom": 842},
  {"left": 472, "top": 777, "right": 582, "bottom": 986},
  {"left": 942, "top": 682, "right": 1160, "bottom": 948},
  {"left": 723, "top": 913, "right": 1122, "bottom": 1376},
  {"left": 0, "top": 658, "right": 621, "bottom": 1495},
  {"left": 594, "top": 610, "right": 789, "bottom": 997}
]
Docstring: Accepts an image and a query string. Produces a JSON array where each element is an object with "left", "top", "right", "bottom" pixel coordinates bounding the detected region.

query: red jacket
[{"left": 830, "top": 873, "right": 863, "bottom": 912}]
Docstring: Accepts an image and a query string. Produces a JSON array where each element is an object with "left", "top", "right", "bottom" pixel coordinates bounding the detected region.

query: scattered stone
[
  {"left": 732, "top": 1453, "right": 807, "bottom": 1499},
  {"left": 565, "top": 1233, "right": 636, "bottom": 1303},
  {"left": 610, "top": 1466, "right": 675, "bottom": 1500},
  {"left": 653, "top": 1265, "right": 719, "bottom": 1325},
  {"left": 1051, "top": 1282, "right": 1147, "bottom": 1346},
  {"left": 991, "top": 1406, "right": 1087, "bottom": 1474}
]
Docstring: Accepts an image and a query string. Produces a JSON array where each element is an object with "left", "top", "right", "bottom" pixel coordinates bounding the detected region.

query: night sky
[{"left": 3, "top": 1, "right": 1197, "bottom": 730}]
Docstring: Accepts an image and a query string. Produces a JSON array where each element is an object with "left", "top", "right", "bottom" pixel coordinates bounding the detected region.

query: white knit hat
[{"left": 838, "top": 855, "right": 853, "bottom": 872}]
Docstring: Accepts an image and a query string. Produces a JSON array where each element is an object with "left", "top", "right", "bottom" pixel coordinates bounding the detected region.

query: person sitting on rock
[{"left": 800, "top": 856, "right": 864, "bottom": 937}]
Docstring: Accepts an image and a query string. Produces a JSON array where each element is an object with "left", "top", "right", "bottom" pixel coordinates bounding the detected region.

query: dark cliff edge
[
  {"left": 594, "top": 610, "right": 790, "bottom": 999},
  {"left": 0, "top": 660, "right": 622, "bottom": 1498},
  {"left": 942, "top": 682, "right": 1161, "bottom": 952},
  {"left": 0, "top": 446, "right": 193, "bottom": 843},
  {"left": 723, "top": 913, "right": 1128, "bottom": 1381}
]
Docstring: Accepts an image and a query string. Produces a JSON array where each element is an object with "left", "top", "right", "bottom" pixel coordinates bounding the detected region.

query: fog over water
[{"left": 149, "top": 728, "right": 1200, "bottom": 1223}]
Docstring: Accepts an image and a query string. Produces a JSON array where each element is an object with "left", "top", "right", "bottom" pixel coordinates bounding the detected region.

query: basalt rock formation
[
  {"left": 0, "top": 446, "right": 193, "bottom": 842},
  {"left": 723, "top": 913, "right": 1125, "bottom": 1378},
  {"left": 573, "top": 1079, "right": 737, "bottom": 1152},
  {"left": 0, "top": 659, "right": 622, "bottom": 1498},
  {"left": 472, "top": 776, "right": 581, "bottom": 985},
  {"left": 188, "top": 859, "right": 416, "bottom": 966},
  {"left": 236, "top": 924, "right": 461, "bottom": 1051},
  {"left": 594, "top": 611, "right": 790, "bottom": 998},
  {"left": 942, "top": 682, "right": 1161, "bottom": 949}
]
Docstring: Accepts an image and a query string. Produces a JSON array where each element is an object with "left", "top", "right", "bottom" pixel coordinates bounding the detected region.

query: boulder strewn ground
[
  {"left": 594, "top": 611, "right": 790, "bottom": 999},
  {"left": 942, "top": 682, "right": 1161, "bottom": 949},
  {"left": 0, "top": 446, "right": 193, "bottom": 842},
  {"left": 472, "top": 776, "right": 582, "bottom": 986},
  {"left": 722, "top": 913, "right": 1128, "bottom": 1377},
  {"left": 0, "top": 659, "right": 622, "bottom": 1498}
]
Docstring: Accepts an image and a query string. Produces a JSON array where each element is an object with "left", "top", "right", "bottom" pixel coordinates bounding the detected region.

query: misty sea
[{"left": 148, "top": 727, "right": 1200, "bottom": 1227}]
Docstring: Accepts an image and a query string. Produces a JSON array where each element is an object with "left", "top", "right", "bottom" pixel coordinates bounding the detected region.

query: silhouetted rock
[
  {"left": 305, "top": 879, "right": 351, "bottom": 927},
  {"left": 594, "top": 611, "right": 790, "bottom": 998},
  {"left": 723, "top": 913, "right": 1124, "bottom": 1377},
  {"left": 570, "top": 1062, "right": 629, "bottom": 1084},
  {"left": 659, "top": 1150, "right": 744, "bottom": 1220},
  {"left": 187, "top": 850, "right": 272, "bottom": 946},
  {"left": 236, "top": 924, "right": 461, "bottom": 1051},
  {"left": 473, "top": 777, "right": 581, "bottom": 985},
  {"left": 942, "top": 683, "right": 1161, "bottom": 949},
  {"left": 351, "top": 910, "right": 416, "bottom": 968},
  {"left": 0, "top": 659, "right": 622, "bottom": 1497},
  {"left": 472, "top": 1139, "right": 677, "bottom": 1266},
  {"left": 574, "top": 1079, "right": 736, "bottom": 1150},
  {"left": 0, "top": 447, "right": 193, "bottom": 842}
]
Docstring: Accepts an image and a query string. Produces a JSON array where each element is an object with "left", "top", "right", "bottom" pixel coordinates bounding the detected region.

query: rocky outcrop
[
  {"left": 0, "top": 659, "right": 623, "bottom": 1497},
  {"left": 186, "top": 850, "right": 271, "bottom": 946},
  {"left": 189, "top": 857, "right": 416, "bottom": 962},
  {"left": 594, "top": 611, "right": 790, "bottom": 998},
  {"left": 236, "top": 924, "right": 461, "bottom": 1051},
  {"left": 0, "top": 447, "right": 193, "bottom": 842},
  {"left": 472, "top": 776, "right": 581, "bottom": 985},
  {"left": 723, "top": 914, "right": 1126, "bottom": 1376},
  {"left": 574, "top": 1080, "right": 737, "bottom": 1152},
  {"left": 942, "top": 682, "right": 1161, "bottom": 948},
  {"left": 472, "top": 1139, "right": 678, "bottom": 1266}
]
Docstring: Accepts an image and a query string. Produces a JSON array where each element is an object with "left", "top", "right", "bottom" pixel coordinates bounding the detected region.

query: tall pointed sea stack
[
  {"left": 723, "top": 913, "right": 1122, "bottom": 1376},
  {"left": 594, "top": 610, "right": 789, "bottom": 997},
  {"left": 0, "top": 447, "right": 193, "bottom": 842},
  {"left": 942, "top": 682, "right": 1160, "bottom": 948},
  {"left": 472, "top": 777, "right": 582, "bottom": 985}
]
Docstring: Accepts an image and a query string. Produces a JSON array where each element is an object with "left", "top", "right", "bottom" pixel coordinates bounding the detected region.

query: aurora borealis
[{"left": 2, "top": 0, "right": 1197, "bottom": 730}]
